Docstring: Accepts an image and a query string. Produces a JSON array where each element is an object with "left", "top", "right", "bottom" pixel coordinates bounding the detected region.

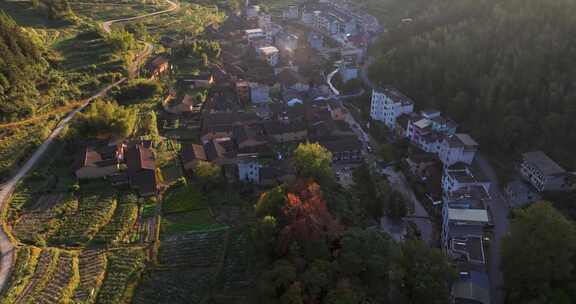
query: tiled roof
[{"left": 522, "top": 151, "right": 566, "bottom": 176}]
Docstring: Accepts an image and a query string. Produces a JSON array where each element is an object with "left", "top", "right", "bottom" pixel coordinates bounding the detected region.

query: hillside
[
  {"left": 369, "top": 0, "right": 576, "bottom": 170},
  {"left": 0, "top": 11, "right": 46, "bottom": 122}
]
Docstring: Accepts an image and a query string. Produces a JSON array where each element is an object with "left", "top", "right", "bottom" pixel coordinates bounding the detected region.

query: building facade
[{"left": 369, "top": 87, "right": 414, "bottom": 128}]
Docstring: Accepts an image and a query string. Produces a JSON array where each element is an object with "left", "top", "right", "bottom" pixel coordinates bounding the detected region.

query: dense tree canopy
[
  {"left": 369, "top": 0, "right": 576, "bottom": 169},
  {"left": 293, "top": 142, "right": 333, "bottom": 182},
  {"left": 501, "top": 202, "right": 576, "bottom": 303},
  {"left": 74, "top": 99, "right": 136, "bottom": 139},
  {"left": 0, "top": 11, "right": 46, "bottom": 121}
]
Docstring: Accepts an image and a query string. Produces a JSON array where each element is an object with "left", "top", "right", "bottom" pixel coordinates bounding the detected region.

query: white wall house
[
  {"left": 257, "top": 46, "right": 279, "bottom": 66},
  {"left": 442, "top": 163, "right": 491, "bottom": 194},
  {"left": 283, "top": 5, "right": 299, "bottom": 19},
  {"left": 250, "top": 83, "right": 270, "bottom": 104},
  {"left": 519, "top": 151, "right": 574, "bottom": 192},
  {"left": 245, "top": 28, "right": 266, "bottom": 41},
  {"left": 438, "top": 133, "right": 478, "bottom": 167},
  {"left": 369, "top": 87, "right": 414, "bottom": 129},
  {"left": 238, "top": 155, "right": 260, "bottom": 183}
]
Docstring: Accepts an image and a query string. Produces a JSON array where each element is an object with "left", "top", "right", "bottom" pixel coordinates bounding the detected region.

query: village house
[
  {"left": 145, "top": 55, "right": 171, "bottom": 79},
  {"left": 519, "top": 151, "right": 574, "bottom": 192},
  {"left": 452, "top": 271, "right": 491, "bottom": 304},
  {"left": 338, "top": 61, "right": 359, "bottom": 82},
  {"left": 276, "top": 32, "right": 299, "bottom": 53},
  {"left": 235, "top": 81, "right": 251, "bottom": 104},
  {"left": 318, "top": 136, "right": 363, "bottom": 163},
  {"left": 257, "top": 46, "right": 280, "bottom": 66},
  {"left": 237, "top": 154, "right": 260, "bottom": 183},
  {"left": 181, "top": 143, "right": 209, "bottom": 172},
  {"left": 258, "top": 13, "right": 272, "bottom": 31},
  {"left": 369, "top": 87, "right": 415, "bottom": 129},
  {"left": 308, "top": 32, "right": 324, "bottom": 49},
  {"left": 249, "top": 82, "right": 270, "bottom": 104},
  {"left": 233, "top": 124, "right": 269, "bottom": 153},
  {"left": 261, "top": 120, "right": 308, "bottom": 143},
  {"left": 442, "top": 163, "right": 490, "bottom": 194},
  {"left": 126, "top": 143, "right": 158, "bottom": 197},
  {"left": 278, "top": 69, "right": 310, "bottom": 92},
  {"left": 75, "top": 143, "right": 125, "bottom": 179},
  {"left": 438, "top": 133, "right": 479, "bottom": 167},
  {"left": 283, "top": 5, "right": 299, "bottom": 20}
]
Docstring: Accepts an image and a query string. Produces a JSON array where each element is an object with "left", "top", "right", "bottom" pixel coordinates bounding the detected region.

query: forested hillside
[
  {"left": 0, "top": 11, "right": 46, "bottom": 121},
  {"left": 369, "top": 0, "right": 576, "bottom": 169}
]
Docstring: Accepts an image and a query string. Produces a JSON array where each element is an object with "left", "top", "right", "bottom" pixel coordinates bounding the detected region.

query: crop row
[
  {"left": 49, "top": 193, "right": 117, "bottom": 246},
  {"left": 132, "top": 269, "right": 215, "bottom": 304},
  {"left": 14, "top": 194, "right": 78, "bottom": 246},
  {"left": 220, "top": 231, "right": 255, "bottom": 292},
  {"left": 72, "top": 249, "right": 108, "bottom": 304},
  {"left": 91, "top": 196, "right": 138, "bottom": 245},
  {"left": 95, "top": 248, "right": 146, "bottom": 304},
  {"left": 29, "top": 251, "right": 80, "bottom": 304},
  {"left": 158, "top": 229, "right": 228, "bottom": 266},
  {"left": 0, "top": 246, "right": 41, "bottom": 303}
]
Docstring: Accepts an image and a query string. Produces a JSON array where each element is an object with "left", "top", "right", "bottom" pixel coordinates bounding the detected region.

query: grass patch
[
  {"left": 161, "top": 210, "right": 223, "bottom": 235},
  {"left": 162, "top": 185, "right": 205, "bottom": 215}
]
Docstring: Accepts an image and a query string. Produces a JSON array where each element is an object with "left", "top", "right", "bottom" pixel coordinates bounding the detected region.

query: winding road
[{"left": 0, "top": 0, "right": 179, "bottom": 293}]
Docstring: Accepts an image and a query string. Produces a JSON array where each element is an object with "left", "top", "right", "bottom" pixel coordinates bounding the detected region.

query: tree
[
  {"left": 293, "top": 142, "right": 333, "bottom": 182},
  {"left": 115, "top": 79, "right": 163, "bottom": 104},
  {"left": 337, "top": 228, "right": 401, "bottom": 300},
  {"left": 323, "top": 288, "right": 363, "bottom": 304},
  {"left": 502, "top": 202, "right": 576, "bottom": 303},
  {"left": 74, "top": 99, "right": 136, "bottom": 139},
  {"left": 399, "top": 240, "right": 456, "bottom": 304},
  {"left": 193, "top": 160, "right": 221, "bottom": 191},
  {"left": 255, "top": 186, "right": 286, "bottom": 218},
  {"left": 386, "top": 191, "right": 408, "bottom": 220}
]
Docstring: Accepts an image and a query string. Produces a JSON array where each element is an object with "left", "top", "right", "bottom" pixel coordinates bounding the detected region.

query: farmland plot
[
  {"left": 72, "top": 249, "right": 108, "bottom": 304},
  {"left": 96, "top": 248, "right": 146, "bottom": 304},
  {"left": 24, "top": 251, "right": 80, "bottom": 304},
  {"left": 0, "top": 246, "right": 41, "bottom": 303},
  {"left": 49, "top": 193, "right": 117, "bottom": 246},
  {"left": 219, "top": 231, "right": 256, "bottom": 293},
  {"left": 158, "top": 228, "right": 229, "bottom": 267},
  {"left": 13, "top": 193, "right": 78, "bottom": 245},
  {"left": 132, "top": 269, "right": 215, "bottom": 304},
  {"left": 92, "top": 194, "right": 139, "bottom": 245}
]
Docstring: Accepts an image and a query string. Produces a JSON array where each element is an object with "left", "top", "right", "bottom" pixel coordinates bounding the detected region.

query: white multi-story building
[
  {"left": 442, "top": 163, "right": 491, "bottom": 194},
  {"left": 246, "top": 5, "right": 260, "bottom": 20},
  {"left": 258, "top": 13, "right": 272, "bottom": 31},
  {"left": 283, "top": 5, "right": 299, "bottom": 20},
  {"left": 438, "top": 133, "right": 479, "bottom": 167},
  {"left": 519, "top": 151, "right": 574, "bottom": 192},
  {"left": 237, "top": 154, "right": 260, "bottom": 183},
  {"left": 369, "top": 87, "right": 414, "bottom": 128},
  {"left": 245, "top": 28, "right": 266, "bottom": 41},
  {"left": 257, "top": 46, "right": 279, "bottom": 66}
]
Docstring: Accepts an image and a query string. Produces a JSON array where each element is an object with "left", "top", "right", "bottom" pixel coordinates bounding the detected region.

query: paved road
[
  {"left": 101, "top": 0, "right": 179, "bottom": 33},
  {"left": 475, "top": 154, "right": 509, "bottom": 304},
  {"left": 0, "top": 0, "right": 179, "bottom": 292},
  {"left": 0, "top": 79, "right": 125, "bottom": 291}
]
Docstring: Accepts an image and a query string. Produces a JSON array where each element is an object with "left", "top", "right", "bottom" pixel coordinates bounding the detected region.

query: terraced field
[
  {"left": 96, "top": 248, "right": 146, "bottom": 304},
  {"left": 3, "top": 248, "right": 79, "bottom": 304},
  {"left": 13, "top": 193, "right": 78, "bottom": 245},
  {"left": 158, "top": 228, "right": 229, "bottom": 267},
  {"left": 49, "top": 192, "right": 117, "bottom": 246},
  {"left": 0, "top": 246, "right": 42, "bottom": 303},
  {"left": 133, "top": 269, "right": 215, "bottom": 304},
  {"left": 92, "top": 194, "right": 139, "bottom": 245},
  {"left": 72, "top": 249, "right": 108, "bottom": 304}
]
